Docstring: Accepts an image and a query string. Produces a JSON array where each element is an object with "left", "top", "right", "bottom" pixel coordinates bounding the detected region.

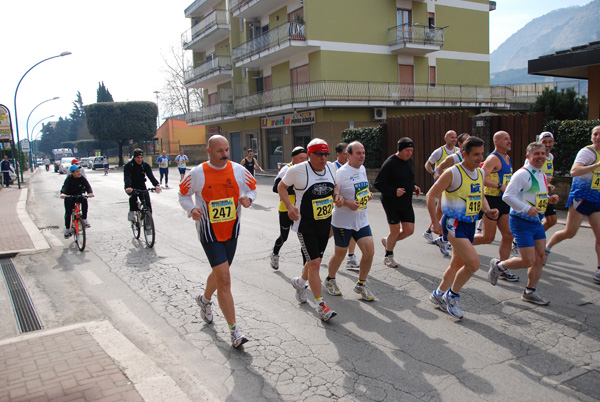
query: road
[{"left": 8, "top": 166, "right": 600, "bottom": 401}]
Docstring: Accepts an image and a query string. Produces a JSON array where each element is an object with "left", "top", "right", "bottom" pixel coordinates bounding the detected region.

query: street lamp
[
  {"left": 153, "top": 90, "right": 160, "bottom": 129},
  {"left": 30, "top": 115, "right": 54, "bottom": 165},
  {"left": 26, "top": 97, "right": 59, "bottom": 171},
  {"left": 13, "top": 51, "right": 72, "bottom": 188}
]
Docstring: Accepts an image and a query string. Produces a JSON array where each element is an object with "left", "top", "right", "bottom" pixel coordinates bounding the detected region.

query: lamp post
[
  {"left": 26, "top": 97, "right": 59, "bottom": 171},
  {"left": 30, "top": 115, "right": 54, "bottom": 165},
  {"left": 153, "top": 90, "right": 160, "bottom": 129},
  {"left": 13, "top": 51, "right": 72, "bottom": 187}
]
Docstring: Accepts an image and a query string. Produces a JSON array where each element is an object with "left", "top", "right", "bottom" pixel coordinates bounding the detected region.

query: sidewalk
[{"left": 0, "top": 170, "right": 190, "bottom": 401}]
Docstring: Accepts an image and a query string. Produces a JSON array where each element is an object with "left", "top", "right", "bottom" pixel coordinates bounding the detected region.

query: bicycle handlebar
[
  {"left": 130, "top": 188, "right": 156, "bottom": 195},
  {"left": 64, "top": 194, "right": 91, "bottom": 199}
]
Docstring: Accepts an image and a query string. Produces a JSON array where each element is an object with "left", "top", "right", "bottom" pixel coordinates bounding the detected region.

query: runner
[
  {"left": 434, "top": 133, "right": 470, "bottom": 173},
  {"left": 333, "top": 142, "right": 359, "bottom": 268},
  {"left": 539, "top": 132, "right": 558, "bottom": 231},
  {"left": 473, "top": 131, "right": 520, "bottom": 282},
  {"left": 424, "top": 130, "right": 459, "bottom": 255},
  {"left": 156, "top": 151, "right": 171, "bottom": 187},
  {"left": 546, "top": 125, "right": 600, "bottom": 283},
  {"left": 427, "top": 136, "right": 498, "bottom": 319},
  {"left": 277, "top": 138, "right": 341, "bottom": 321},
  {"left": 175, "top": 149, "right": 189, "bottom": 181},
  {"left": 102, "top": 154, "right": 109, "bottom": 176},
  {"left": 270, "top": 146, "right": 307, "bottom": 270},
  {"left": 488, "top": 141, "right": 558, "bottom": 304},
  {"left": 374, "top": 137, "right": 422, "bottom": 268},
  {"left": 325, "top": 141, "right": 375, "bottom": 301},
  {"left": 241, "top": 148, "right": 264, "bottom": 176},
  {"left": 178, "top": 135, "right": 257, "bottom": 348}
]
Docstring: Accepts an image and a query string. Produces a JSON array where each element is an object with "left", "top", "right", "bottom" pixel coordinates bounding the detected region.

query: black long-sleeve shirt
[
  {"left": 374, "top": 154, "right": 415, "bottom": 206},
  {"left": 123, "top": 160, "right": 159, "bottom": 190},
  {"left": 60, "top": 175, "right": 93, "bottom": 195}
]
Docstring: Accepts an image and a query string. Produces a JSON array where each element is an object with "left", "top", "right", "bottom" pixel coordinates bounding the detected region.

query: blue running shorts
[
  {"left": 332, "top": 225, "right": 372, "bottom": 248},
  {"left": 509, "top": 215, "right": 545, "bottom": 248},
  {"left": 566, "top": 196, "right": 600, "bottom": 216},
  {"left": 201, "top": 237, "right": 238, "bottom": 267},
  {"left": 442, "top": 215, "right": 476, "bottom": 243}
]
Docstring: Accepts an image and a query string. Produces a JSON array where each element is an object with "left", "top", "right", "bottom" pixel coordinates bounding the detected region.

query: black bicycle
[
  {"left": 129, "top": 188, "right": 156, "bottom": 248},
  {"left": 65, "top": 194, "right": 89, "bottom": 251}
]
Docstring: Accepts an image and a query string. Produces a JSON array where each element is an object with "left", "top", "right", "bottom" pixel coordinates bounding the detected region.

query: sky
[{"left": 0, "top": 0, "right": 593, "bottom": 144}]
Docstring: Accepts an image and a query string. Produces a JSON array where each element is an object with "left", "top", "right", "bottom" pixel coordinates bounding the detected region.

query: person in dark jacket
[
  {"left": 60, "top": 165, "right": 94, "bottom": 238},
  {"left": 124, "top": 148, "right": 161, "bottom": 221}
]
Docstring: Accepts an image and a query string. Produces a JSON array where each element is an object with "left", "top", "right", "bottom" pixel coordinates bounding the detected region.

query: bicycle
[
  {"left": 129, "top": 188, "right": 156, "bottom": 248},
  {"left": 65, "top": 194, "right": 89, "bottom": 251}
]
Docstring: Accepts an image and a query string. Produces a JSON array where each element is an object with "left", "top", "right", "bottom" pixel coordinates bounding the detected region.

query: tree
[
  {"left": 85, "top": 101, "right": 157, "bottom": 166},
  {"left": 97, "top": 81, "right": 114, "bottom": 103},
  {"left": 530, "top": 87, "right": 588, "bottom": 121},
  {"left": 159, "top": 45, "right": 203, "bottom": 119}
]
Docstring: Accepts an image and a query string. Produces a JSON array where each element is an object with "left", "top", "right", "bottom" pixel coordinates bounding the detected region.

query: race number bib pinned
[
  {"left": 536, "top": 192, "right": 548, "bottom": 213},
  {"left": 312, "top": 196, "right": 333, "bottom": 220},
  {"left": 466, "top": 194, "right": 482, "bottom": 216},
  {"left": 208, "top": 197, "right": 237, "bottom": 223},
  {"left": 592, "top": 171, "right": 600, "bottom": 190},
  {"left": 503, "top": 173, "right": 512, "bottom": 187},
  {"left": 356, "top": 188, "right": 371, "bottom": 210}
]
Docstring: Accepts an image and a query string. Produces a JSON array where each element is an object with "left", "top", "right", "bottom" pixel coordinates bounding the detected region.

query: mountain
[{"left": 490, "top": 0, "right": 600, "bottom": 85}]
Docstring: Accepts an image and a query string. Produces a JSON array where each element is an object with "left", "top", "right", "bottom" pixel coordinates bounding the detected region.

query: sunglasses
[{"left": 313, "top": 152, "right": 330, "bottom": 157}]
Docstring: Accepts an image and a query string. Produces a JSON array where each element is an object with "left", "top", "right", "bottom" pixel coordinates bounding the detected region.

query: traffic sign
[{"left": 22, "top": 139, "right": 30, "bottom": 152}]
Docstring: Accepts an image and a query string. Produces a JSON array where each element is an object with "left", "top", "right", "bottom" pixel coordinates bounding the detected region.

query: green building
[{"left": 182, "top": 0, "right": 497, "bottom": 168}]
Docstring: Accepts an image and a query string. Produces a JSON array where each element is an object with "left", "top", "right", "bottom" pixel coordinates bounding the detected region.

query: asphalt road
[{"left": 8, "top": 166, "right": 600, "bottom": 401}]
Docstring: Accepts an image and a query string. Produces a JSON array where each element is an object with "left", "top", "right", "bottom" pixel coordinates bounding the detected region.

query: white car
[{"left": 58, "top": 157, "right": 73, "bottom": 174}]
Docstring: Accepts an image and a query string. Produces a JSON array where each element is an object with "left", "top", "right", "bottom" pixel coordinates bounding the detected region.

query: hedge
[
  {"left": 340, "top": 126, "right": 382, "bottom": 169},
  {"left": 543, "top": 119, "right": 600, "bottom": 177}
]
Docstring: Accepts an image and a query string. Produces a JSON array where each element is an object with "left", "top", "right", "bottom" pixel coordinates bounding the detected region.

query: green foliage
[
  {"left": 543, "top": 119, "right": 600, "bottom": 176},
  {"left": 531, "top": 87, "right": 588, "bottom": 121},
  {"left": 63, "top": 139, "right": 106, "bottom": 156},
  {"left": 341, "top": 126, "right": 382, "bottom": 169},
  {"left": 97, "top": 81, "right": 114, "bottom": 103}
]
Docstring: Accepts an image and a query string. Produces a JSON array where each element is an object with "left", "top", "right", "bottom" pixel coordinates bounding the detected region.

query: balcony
[
  {"left": 388, "top": 24, "right": 444, "bottom": 55},
  {"left": 182, "top": 9, "right": 230, "bottom": 52},
  {"left": 233, "top": 21, "right": 317, "bottom": 67},
  {"left": 185, "top": 56, "right": 233, "bottom": 88},
  {"left": 230, "top": 0, "right": 281, "bottom": 19},
  {"left": 188, "top": 103, "right": 235, "bottom": 125},
  {"left": 185, "top": 0, "right": 222, "bottom": 18}
]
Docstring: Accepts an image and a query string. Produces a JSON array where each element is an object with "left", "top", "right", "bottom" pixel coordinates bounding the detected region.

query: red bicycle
[{"left": 65, "top": 194, "right": 89, "bottom": 251}]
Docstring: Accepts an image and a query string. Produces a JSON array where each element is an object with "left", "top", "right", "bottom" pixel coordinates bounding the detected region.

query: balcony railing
[
  {"left": 188, "top": 103, "right": 235, "bottom": 123},
  {"left": 232, "top": 21, "right": 305, "bottom": 62},
  {"left": 184, "top": 56, "right": 232, "bottom": 84},
  {"left": 388, "top": 24, "right": 444, "bottom": 47},
  {"left": 182, "top": 9, "right": 229, "bottom": 48}
]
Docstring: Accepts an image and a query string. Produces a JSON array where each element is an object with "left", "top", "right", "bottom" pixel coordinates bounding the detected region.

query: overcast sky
[{"left": 0, "top": 0, "right": 592, "bottom": 144}]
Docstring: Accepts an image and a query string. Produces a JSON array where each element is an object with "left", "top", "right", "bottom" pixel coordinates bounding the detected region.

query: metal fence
[
  {"left": 232, "top": 21, "right": 305, "bottom": 61},
  {"left": 388, "top": 24, "right": 444, "bottom": 47}
]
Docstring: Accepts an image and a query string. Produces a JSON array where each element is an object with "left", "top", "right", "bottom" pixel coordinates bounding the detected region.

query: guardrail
[
  {"left": 388, "top": 24, "right": 444, "bottom": 46},
  {"left": 184, "top": 56, "right": 232, "bottom": 83},
  {"left": 232, "top": 21, "right": 305, "bottom": 61},
  {"left": 182, "top": 9, "right": 229, "bottom": 47}
]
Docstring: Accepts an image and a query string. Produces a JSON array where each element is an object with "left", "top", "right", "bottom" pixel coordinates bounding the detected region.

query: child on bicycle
[{"left": 60, "top": 165, "right": 94, "bottom": 238}]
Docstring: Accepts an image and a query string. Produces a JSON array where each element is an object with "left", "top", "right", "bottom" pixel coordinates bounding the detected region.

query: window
[
  {"left": 397, "top": 9, "right": 411, "bottom": 42},
  {"left": 291, "top": 65, "right": 309, "bottom": 86},
  {"left": 429, "top": 66, "right": 436, "bottom": 87},
  {"left": 208, "top": 93, "right": 217, "bottom": 106},
  {"left": 428, "top": 12, "right": 435, "bottom": 28}
]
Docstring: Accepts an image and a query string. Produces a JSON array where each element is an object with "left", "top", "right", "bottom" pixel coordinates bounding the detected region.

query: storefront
[{"left": 261, "top": 110, "right": 315, "bottom": 169}]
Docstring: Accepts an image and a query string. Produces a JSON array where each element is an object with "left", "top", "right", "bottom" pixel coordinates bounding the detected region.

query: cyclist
[
  {"left": 60, "top": 165, "right": 94, "bottom": 238},
  {"left": 124, "top": 149, "right": 161, "bottom": 222}
]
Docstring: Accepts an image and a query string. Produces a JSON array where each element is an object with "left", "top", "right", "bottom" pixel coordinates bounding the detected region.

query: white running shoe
[
  {"left": 511, "top": 241, "right": 520, "bottom": 257},
  {"left": 291, "top": 277, "right": 308, "bottom": 303},
  {"left": 434, "top": 236, "right": 450, "bottom": 256},
  {"left": 83, "top": 219, "right": 91, "bottom": 228},
  {"left": 381, "top": 237, "right": 387, "bottom": 249},
  {"left": 488, "top": 258, "right": 502, "bottom": 286},
  {"left": 383, "top": 255, "right": 399, "bottom": 268},
  {"left": 195, "top": 294, "right": 213, "bottom": 324},
  {"left": 323, "top": 278, "right": 342, "bottom": 296},
  {"left": 593, "top": 268, "right": 600, "bottom": 283},
  {"left": 521, "top": 290, "right": 550, "bottom": 305},
  {"left": 443, "top": 291, "right": 464, "bottom": 319},
  {"left": 230, "top": 325, "right": 249, "bottom": 348},
  {"left": 270, "top": 253, "right": 279, "bottom": 270},
  {"left": 429, "top": 290, "right": 447, "bottom": 311},
  {"left": 354, "top": 283, "right": 375, "bottom": 301},
  {"left": 423, "top": 230, "right": 434, "bottom": 244},
  {"left": 316, "top": 302, "right": 337, "bottom": 321},
  {"left": 346, "top": 254, "right": 360, "bottom": 268}
]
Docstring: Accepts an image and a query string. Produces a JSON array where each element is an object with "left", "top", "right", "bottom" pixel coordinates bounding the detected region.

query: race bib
[
  {"left": 208, "top": 197, "right": 237, "bottom": 223},
  {"left": 592, "top": 171, "right": 600, "bottom": 190},
  {"left": 312, "top": 196, "right": 333, "bottom": 220},
  {"left": 466, "top": 194, "right": 482, "bottom": 216},
  {"left": 160, "top": 159, "right": 168, "bottom": 168},
  {"left": 503, "top": 173, "right": 512, "bottom": 186},
  {"left": 536, "top": 192, "right": 548, "bottom": 213},
  {"left": 356, "top": 188, "right": 371, "bottom": 210},
  {"left": 178, "top": 158, "right": 186, "bottom": 167}
]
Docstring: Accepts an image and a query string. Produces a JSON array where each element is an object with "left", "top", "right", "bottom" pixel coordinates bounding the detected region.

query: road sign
[{"left": 22, "top": 139, "right": 30, "bottom": 152}]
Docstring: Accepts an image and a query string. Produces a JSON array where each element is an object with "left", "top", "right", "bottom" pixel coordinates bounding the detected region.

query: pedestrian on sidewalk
[{"left": 1, "top": 156, "right": 14, "bottom": 187}]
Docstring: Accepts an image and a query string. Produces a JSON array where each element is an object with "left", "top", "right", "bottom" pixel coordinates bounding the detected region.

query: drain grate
[
  {"left": 0, "top": 258, "right": 43, "bottom": 333},
  {"left": 39, "top": 225, "right": 60, "bottom": 232}
]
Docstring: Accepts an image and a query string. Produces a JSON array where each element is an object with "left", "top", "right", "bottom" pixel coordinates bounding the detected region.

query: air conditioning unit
[{"left": 373, "top": 108, "right": 387, "bottom": 120}]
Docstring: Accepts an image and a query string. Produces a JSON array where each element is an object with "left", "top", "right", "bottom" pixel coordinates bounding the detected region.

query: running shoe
[
  {"left": 545, "top": 247, "right": 551, "bottom": 256},
  {"left": 593, "top": 268, "right": 600, "bottom": 283},
  {"left": 195, "top": 294, "right": 213, "bottom": 324},
  {"left": 511, "top": 241, "right": 520, "bottom": 257},
  {"left": 353, "top": 283, "right": 375, "bottom": 301},
  {"left": 270, "top": 253, "right": 279, "bottom": 270},
  {"left": 165, "top": 184, "right": 169, "bottom": 188},
  {"left": 64, "top": 229, "right": 71, "bottom": 239},
  {"left": 346, "top": 254, "right": 360, "bottom": 268},
  {"left": 83, "top": 219, "right": 91, "bottom": 228},
  {"left": 476, "top": 220, "right": 483, "bottom": 234},
  {"left": 291, "top": 277, "right": 308, "bottom": 303},
  {"left": 381, "top": 237, "right": 387, "bottom": 249},
  {"left": 423, "top": 229, "right": 434, "bottom": 244},
  {"left": 316, "top": 302, "right": 337, "bottom": 321},
  {"left": 443, "top": 291, "right": 464, "bottom": 319},
  {"left": 383, "top": 255, "right": 399, "bottom": 268},
  {"left": 434, "top": 236, "right": 450, "bottom": 256},
  {"left": 230, "top": 325, "right": 249, "bottom": 348},
  {"left": 499, "top": 269, "right": 519, "bottom": 282},
  {"left": 323, "top": 278, "right": 342, "bottom": 296},
  {"left": 521, "top": 290, "right": 550, "bottom": 305},
  {"left": 429, "top": 290, "right": 447, "bottom": 311},
  {"left": 488, "top": 258, "right": 502, "bottom": 286}
]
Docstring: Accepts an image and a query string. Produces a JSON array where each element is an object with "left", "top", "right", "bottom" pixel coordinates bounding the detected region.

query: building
[
  {"left": 182, "top": 0, "right": 500, "bottom": 168},
  {"left": 528, "top": 41, "right": 600, "bottom": 120},
  {"left": 154, "top": 118, "right": 207, "bottom": 162}
]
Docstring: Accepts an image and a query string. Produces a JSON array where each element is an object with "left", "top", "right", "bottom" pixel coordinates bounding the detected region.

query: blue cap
[{"left": 70, "top": 164, "right": 81, "bottom": 172}]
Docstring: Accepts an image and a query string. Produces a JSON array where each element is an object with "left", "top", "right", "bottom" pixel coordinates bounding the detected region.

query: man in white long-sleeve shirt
[
  {"left": 178, "top": 135, "right": 257, "bottom": 348},
  {"left": 488, "top": 141, "right": 558, "bottom": 305}
]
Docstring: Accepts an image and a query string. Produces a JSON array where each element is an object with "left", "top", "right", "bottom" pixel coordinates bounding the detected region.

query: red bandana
[{"left": 307, "top": 143, "right": 329, "bottom": 155}]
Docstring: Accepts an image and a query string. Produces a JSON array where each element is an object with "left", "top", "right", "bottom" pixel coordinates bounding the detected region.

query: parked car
[
  {"left": 58, "top": 157, "right": 73, "bottom": 174},
  {"left": 79, "top": 157, "right": 92, "bottom": 169},
  {"left": 92, "top": 156, "right": 104, "bottom": 170},
  {"left": 36, "top": 158, "right": 43, "bottom": 166}
]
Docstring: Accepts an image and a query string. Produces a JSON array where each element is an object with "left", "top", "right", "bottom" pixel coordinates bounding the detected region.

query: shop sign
[
  {"left": 261, "top": 110, "right": 315, "bottom": 128},
  {"left": 0, "top": 105, "right": 12, "bottom": 141}
]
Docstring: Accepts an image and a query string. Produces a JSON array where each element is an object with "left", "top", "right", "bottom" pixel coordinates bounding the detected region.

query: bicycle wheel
[
  {"left": 74, "top": 217, "right": 86, "bottom": 251},
  {"left": 142, "top": 211, "right": 155, "bottom": 248},
  {"left": 131, "top": 211, "right": 141, "bottom": 239}
]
